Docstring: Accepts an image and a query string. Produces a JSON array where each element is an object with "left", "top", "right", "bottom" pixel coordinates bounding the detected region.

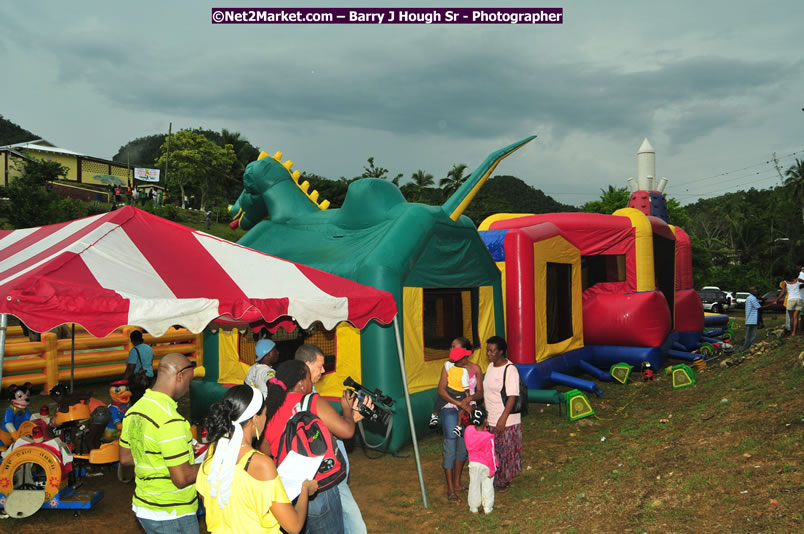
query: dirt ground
[{"left": 2, "top": 312, "right": 802, "bottom": 533}]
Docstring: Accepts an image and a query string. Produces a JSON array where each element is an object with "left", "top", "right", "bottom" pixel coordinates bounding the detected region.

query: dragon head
[{"left": 230, "top": 151, "right": 329, "bottom": 230}]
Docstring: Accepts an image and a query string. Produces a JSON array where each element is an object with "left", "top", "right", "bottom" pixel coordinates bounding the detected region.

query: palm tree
[
  {"left": 361, "top": 157, "right": 403, "bottom": 187},
  {"left": 439, "top": 163, "right": 468, "bottom": 197},
  {"left": 410, "top": 169, "right": 434, "bottom": 201},
  {"left": 784, "top": 158, "right": 804, "bottom": 221}
]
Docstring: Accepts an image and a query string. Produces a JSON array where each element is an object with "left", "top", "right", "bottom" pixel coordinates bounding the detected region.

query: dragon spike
[
  {"left": 291, "top": 170, "right": 301, "bottom": 183},
  {"left": 257, "top": 151, "right": 270, "bottom": 161},
  {"left": 272, "top": 151, "right": 283, "bottom": 161},
  {"left": 300, "top": 180, "right": 310, "bottom": 193},
  {"left": 319, "top": 199, "right": 330, "bottom": 210},
  {"left": 282, "top": 160, "right": 293, "bottom": 170},
  {"left": 309, "top": 190, "right": 319, "bottom": 202}
]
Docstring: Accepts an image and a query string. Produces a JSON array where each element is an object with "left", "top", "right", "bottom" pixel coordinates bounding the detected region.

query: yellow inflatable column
[{"left": 613, "top": 208, "right": 655, "bottom": 292}]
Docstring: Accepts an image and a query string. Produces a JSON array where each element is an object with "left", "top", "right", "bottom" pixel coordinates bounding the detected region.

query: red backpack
[{"left": 276, "top": 393, "right": 346, "bottom": 491}]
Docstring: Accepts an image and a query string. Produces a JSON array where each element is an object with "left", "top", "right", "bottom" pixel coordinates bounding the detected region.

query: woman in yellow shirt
[{"left": 196, "top": 385, "right": 318, "bottom": 534}]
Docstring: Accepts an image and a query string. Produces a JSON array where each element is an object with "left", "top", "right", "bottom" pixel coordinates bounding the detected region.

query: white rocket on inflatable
[{"left": 626, "top": 138, "right": 670, "bottom": 223}]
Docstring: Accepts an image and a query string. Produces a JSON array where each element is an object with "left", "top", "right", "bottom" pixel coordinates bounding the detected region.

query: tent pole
[
  {"left": 393, "top": 316, "right": 428, "bottom": 508},
  {"left": 70, "top": 324, "right": 75, "bottom": 393},
  {"left": 0, "top": 314, "right": 8, "bottom": 389}
]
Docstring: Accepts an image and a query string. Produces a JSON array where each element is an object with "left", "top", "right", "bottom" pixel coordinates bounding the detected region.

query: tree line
[
  {"left": 5, "top": 117, "right": 804, "bottom": 293},
  {"left": 112, "top": 129, "right": 577, "bottom": 221}
]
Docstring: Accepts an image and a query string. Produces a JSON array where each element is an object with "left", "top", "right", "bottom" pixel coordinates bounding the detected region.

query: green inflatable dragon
[{"left": 226, "top": 136, "right": 535, "bottom": 451}]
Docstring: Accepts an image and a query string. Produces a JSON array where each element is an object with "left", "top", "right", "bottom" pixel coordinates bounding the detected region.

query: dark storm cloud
[{"left": 54, "top": 44, "right": 790, "bottom": 149}]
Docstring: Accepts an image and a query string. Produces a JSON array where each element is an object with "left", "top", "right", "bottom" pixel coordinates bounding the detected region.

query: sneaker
[
  {"left": 452, "top": 425, "right": 463, "bottom": 438},
  {"left": 428, "top": 414, "right": 439, "bottom": 429}
]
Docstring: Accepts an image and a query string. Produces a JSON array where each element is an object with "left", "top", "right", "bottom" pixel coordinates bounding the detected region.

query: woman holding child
[{"left": 436, "top": 336, "right": 484, "bottom": 502}]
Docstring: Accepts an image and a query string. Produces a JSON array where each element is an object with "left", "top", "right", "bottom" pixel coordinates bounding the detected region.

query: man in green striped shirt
[{"left": 120, "top": 353, "right": 199, "bottom": 534}]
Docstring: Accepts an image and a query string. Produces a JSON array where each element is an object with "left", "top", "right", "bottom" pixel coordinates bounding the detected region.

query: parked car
[
  {"left": 702, "top": 286, "right": 732, "bottom": 309},
  {"left": 698, "top": 289, "right": 728, "bottom": 313},
  {"left": 760, "top": 290, "right": 786, "bottom": 313},
  {"left": 734, "top": 292, "right": 751, "bottom": 308}
]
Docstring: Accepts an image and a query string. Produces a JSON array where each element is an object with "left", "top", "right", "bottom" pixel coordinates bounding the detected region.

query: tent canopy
[{"left": 0, "top": 206, "right": 397, "bottom": 337}]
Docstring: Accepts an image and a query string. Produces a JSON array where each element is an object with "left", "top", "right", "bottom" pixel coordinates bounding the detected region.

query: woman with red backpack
[{"left": 263, "top": 360, "right": 367, "bottom": 534}]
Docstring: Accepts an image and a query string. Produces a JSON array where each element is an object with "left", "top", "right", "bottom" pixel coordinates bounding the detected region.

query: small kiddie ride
[
  {"left": 104, "top": 380, "right": 131, "bottom": 442},
  {"left": 0, "top": 382, "right": 124, "bottom": 518},
  {"left": 1, "top": 383, "right": 34, "bottom": 451}
]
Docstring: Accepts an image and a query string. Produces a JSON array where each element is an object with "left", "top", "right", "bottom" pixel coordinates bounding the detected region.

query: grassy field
[
  {"left": 2, "top": 312, "right": 801, "bottom": 533},
  {"left": 352, "top": 313, "right": 803, "bottom": 533}
]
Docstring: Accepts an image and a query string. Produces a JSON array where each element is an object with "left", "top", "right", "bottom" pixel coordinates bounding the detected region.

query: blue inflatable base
[
  {"left": 516, "top": 344, "right": 664, "bottom": 390},
  {"left": 676, "top": 330, "right": 701, "bottom": 351},
  {"left": 704, "top": 314, "right": 729, "bottom": 328}
]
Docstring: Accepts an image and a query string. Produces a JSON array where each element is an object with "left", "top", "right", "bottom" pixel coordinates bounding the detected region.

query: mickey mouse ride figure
[{"left": 1, "top": 382, "right": 34, "bottom": 449}]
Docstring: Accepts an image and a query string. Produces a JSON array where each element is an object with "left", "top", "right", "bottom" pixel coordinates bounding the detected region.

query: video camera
[{"left": 343, "top": 377, "right": 394, "bottom": 426}]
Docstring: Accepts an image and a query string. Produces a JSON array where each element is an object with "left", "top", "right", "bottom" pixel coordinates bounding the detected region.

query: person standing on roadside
[
  {"left": 742, "top": 286, "right": 761, "bottom": 351},
  {"left": 779, "top": 272, "right": 803, "bottom": 336}
]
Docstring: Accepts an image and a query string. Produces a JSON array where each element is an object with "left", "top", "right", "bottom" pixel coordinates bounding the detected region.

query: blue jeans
[
  {"left": 137, "top": 515, "right": 199, "bottom": 534},
  {"left": 338, "top": 479, "right": 367, "bottom": 534},
  {"left": 335, "top": 439, "right": 367, "bottom": 534},
  {"left": 743, "top": 324, "right": 758, "bottom": 351},
  {"left": 305, "top": 486, "right": 344, "bottom": 534},
  {"left": 441, "top": 407, "right": 467, "bottom": 469}
]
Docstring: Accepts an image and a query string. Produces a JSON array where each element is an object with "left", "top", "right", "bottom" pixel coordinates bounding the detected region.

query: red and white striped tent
[
  {"left": 0, "top": 206, "right": 397, "bottom": 337},
  {"left": 0, "top": 206, "right": 429, "bottom": 507}
]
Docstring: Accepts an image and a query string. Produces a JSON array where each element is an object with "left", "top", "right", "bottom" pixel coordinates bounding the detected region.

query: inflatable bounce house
[
  {"left": 211, "top": 136, "right": 715, "bottom": 451},
  {"left": 478, "top": 138, "right": 708, "bottom": 395},
  {"left": 206, "top": 138, "right": 537, "bottom": 451}
]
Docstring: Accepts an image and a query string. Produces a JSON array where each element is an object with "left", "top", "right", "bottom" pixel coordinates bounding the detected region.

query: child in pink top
[{"left": 463, "top": 407, "right": 496, "bottom": 514}]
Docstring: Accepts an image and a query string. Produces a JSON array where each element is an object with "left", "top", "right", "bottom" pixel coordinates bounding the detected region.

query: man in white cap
[{"left": 244, "top": 338, "right": 279, "bottom": 396}]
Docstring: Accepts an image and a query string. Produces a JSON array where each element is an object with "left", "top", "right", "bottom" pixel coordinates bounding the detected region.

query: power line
[
  {"left": 671, "top": 167, "right": 782, "bottom": 194},
  {"left": 672, "top": 173, "right": 780, "bottom": 200},
  {"left": 669, "top": 148, "right": 804, "bottom": 189}
]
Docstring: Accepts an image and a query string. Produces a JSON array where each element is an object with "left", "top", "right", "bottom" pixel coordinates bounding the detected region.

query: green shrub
[
  {"left": 156, "top": 204, "right": 183, "bottom": 222},
  {"left": 87, "top": 201, "right": 109, "bottom": 216},
  {"left": 213, "top": 205, "right": 232, "bottom": 222},
  {"left": 58, "top": 197, "right": 88, "bottom": 221}
]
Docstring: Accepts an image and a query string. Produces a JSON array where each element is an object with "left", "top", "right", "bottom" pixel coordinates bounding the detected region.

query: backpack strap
[{"left": 300, "top": 392, "right": 316, "bottom": 413}]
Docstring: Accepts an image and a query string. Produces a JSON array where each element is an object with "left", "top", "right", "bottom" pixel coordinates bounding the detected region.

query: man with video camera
[{"left": 296, "top": 344, "right": 372, "bottom": 534}]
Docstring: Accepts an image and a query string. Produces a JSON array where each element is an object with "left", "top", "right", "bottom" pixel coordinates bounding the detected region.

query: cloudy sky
[{"left": 1, "top": 1, "right": 802, "bottom": 206}]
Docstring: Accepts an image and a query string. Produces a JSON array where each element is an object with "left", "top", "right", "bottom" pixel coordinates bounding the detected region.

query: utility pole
[{"left": 165, "top": 122, "right": 172, "bottom": 201}]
